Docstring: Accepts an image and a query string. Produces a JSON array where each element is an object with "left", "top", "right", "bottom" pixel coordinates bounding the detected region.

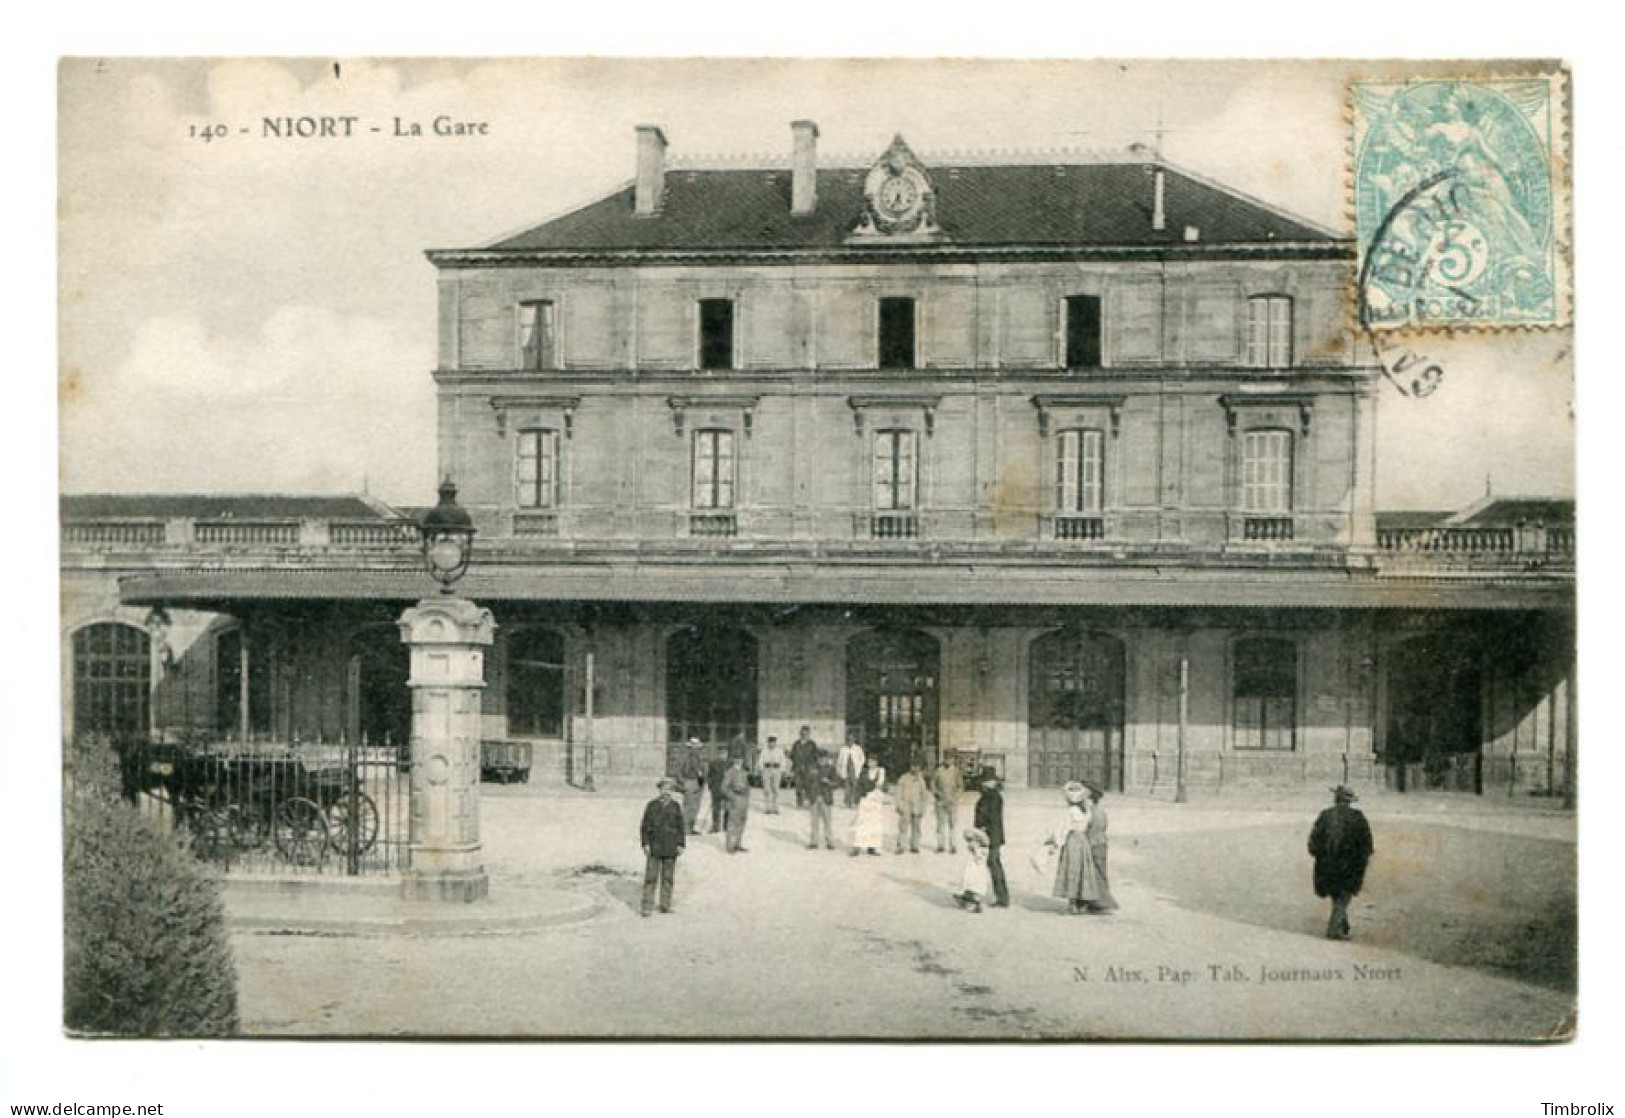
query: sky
[{"left": 57, "top": 57, "right": 1574, "bottom": 510}]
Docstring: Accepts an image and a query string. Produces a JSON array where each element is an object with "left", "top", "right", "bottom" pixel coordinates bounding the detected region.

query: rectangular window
[
  {"left": 516, "top": 429, "right": 560, "bottom": 509},
  {"left": 692, "top": 429, "right": 736, "bottom": 510},
  {"left": 518, "top": 300, "right": 558, "bottom": 371},
  {"left": 1233, "top": 638, "right": 1297, "bottom": 750},
  {"left": 698, "top": 298, "right": 735, "bottom": 370},
  {"left": 1246, "top": 295, "right": 1293, "bottom": 368},
  {"left": 1055, "top": 428, "right": 1105, "bottom": 513},
  {"left": 878, "top": 297, "right": 916, "bottom": 369},
  {"left": 873, "top": 430, "right": 918, "bottom": 511},
  {"left": 1064, "top": 295, "right": 1103, "bottom": 368},
  {"left": 1241, "top": 429, "right": 1293, "bottom": 513}
]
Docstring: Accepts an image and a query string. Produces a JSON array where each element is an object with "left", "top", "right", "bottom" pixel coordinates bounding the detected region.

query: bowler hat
[
  {"left": 979, "top": 767, "right": 1001, "bottom": 786},
  {"left": 1331, "top": 784, "right": 1358, "bottom": 802},
  {"left": 657, "top": 777, "right": 678, "bottom": 791}
]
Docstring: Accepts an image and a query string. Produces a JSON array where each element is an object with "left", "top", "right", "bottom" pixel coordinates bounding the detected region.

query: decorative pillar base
[{"left": 402, "top": 869, "right": 490, "bottom": 903}]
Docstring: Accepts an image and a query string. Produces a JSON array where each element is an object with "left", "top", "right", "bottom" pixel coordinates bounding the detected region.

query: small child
[{"left": 955, "top": 827, "right": 993, "bottom": 913}]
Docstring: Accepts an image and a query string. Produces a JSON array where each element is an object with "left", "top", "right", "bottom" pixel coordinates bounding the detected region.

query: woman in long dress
[
  {"left": 1046, "top": 781, "right": 1101, "bottom": 915},
  {"left": 1084, "top": 783, "right": 1118, "bottom": 914},
  {"left": 850, "top": 783, "right": 889, "bottom": 856}
]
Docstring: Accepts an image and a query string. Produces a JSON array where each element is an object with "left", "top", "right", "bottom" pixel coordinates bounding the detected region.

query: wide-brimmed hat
[
  {"left": 1082, "top": 780, "right": 1104, "bottom": 800},
  {"left": 1331, "top": 784, "right": 1358, "bottom": 803},
  {"left": 964, "top": 827, "right": 990, "bottom": 844},
  {"left": 1063, "top": 780, "right": 1088, "bottom": 805},
  {"left": 979, "top": 767, "right": 1001, "bottom": 786},
  {"left": 656, "top": 777, "right": 678, "bottom": 791}
]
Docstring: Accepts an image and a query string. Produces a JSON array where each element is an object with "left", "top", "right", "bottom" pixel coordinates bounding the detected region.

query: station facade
[{"left": 63, "top": 123, "right": 1575, "bottom": 798}]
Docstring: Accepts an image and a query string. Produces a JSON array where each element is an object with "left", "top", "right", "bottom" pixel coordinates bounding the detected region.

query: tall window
[
  {"left": 873, "top": 429, "right": 918, "bottom": 511},
  {"left": 698, "top": 299, "right": 735, "bottom": 370},
  {"left": 508, "top": 628, "right": 566, "bottom": 738},
  {"left": 1241, "top": 429, "right": 1294, "bottom": 512},
  {"left": 516, "top": 429, "right": 561, "bottom": 509},
  {"left": 1246, "top": 295, "right": 1293, "bottom": 368},
  {"left": 72, "top": 623, "right": 149, "bottom": 737},
  {"left": 1055, "top": 428, "right": 1105, "bottom": 513},
  {"left": 692, "top": 428, "right": 736, "bottom": 510},
  {"left": 1064, "top": 295, "right": 1103, "bottom": 368},
  {"left": 518, "top": 299, "right": 558, "bottom": 370},
  {"left": 878, "top": 297, "right": 916, "bottom": 369},
  {"left": 1233, "top": 637, "right": 1297, "bottom": 750}
]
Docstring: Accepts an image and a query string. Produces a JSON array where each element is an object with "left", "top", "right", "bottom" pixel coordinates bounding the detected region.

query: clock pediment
[{"left": 850, "top": 135, "right": 942, "bottom": 242}]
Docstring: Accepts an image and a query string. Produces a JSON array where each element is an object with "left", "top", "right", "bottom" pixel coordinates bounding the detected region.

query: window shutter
[
  {"left": 715, "top": 431, "right": 735, "bottom": 508},
  {"left": 898, "top": 432, "right": 916, "bottom": 509},
  {"left": 516, "top": 431, "right": 539, "bottom": 508},
  {"left": 1056, "top": 430, "right": 1079, "bottom": 511},
  {"left": 1080, "top": 429, "right": 1104, "bottom": 513}
]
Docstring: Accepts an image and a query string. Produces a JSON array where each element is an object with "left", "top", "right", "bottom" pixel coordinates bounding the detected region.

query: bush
[{"left": 64, "top": 737, "right": 239, "bottom": 1037}]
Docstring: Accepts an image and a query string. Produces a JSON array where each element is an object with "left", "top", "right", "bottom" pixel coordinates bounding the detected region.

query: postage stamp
[{"left": 1353, "top": 70, "right": 1571, "bottom": 330}]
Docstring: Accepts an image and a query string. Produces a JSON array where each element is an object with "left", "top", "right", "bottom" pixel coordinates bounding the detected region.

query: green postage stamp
[{"left": 1353, "top": 70, "right": 1571, "bottom": 330}]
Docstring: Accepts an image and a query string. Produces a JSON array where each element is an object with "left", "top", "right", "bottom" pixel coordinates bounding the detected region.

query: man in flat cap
[
  {"left": 1308, "top": 785, "right": 1374, "bottom": 940},
  {"left": 640, "top": 777, "right": 687, "bottom": 917}
]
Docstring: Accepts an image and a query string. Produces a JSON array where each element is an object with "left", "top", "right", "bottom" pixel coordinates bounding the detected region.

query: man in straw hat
[
  {"left": 640, "top": 778, "right": 687, "bottom": 917},
  {"left": 1308, "top": 785, "right": 1374, "bottom": 940}
]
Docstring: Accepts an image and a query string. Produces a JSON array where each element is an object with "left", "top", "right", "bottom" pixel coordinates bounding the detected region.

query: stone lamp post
[{"left": 399, "top": 480, "right": 493, "bottom": 902}]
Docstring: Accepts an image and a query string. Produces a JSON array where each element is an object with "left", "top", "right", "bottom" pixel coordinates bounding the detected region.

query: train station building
[{"left": 61, "top": 122, "right": 1575, "bottom": 799}]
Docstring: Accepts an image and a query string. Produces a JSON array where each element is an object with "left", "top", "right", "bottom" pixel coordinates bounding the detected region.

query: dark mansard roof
[{"left": 431, "top": 160, "right": 1344, "bottom": 262}]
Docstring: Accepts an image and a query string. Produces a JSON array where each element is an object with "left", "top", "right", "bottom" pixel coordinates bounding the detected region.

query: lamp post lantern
[
  {"left": 418, "top": 478, "right": 476, "bottom": 594},
  {"left": 398, "top": 477, "right": 493, "bottom": 902}
]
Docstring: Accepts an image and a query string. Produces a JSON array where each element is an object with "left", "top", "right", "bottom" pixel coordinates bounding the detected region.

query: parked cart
[{"left": 480, "top": 740, "right": 533, "bottom": 784}]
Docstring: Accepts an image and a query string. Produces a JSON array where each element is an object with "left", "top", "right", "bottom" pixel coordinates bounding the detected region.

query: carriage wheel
[
  {"left": 325, "top": 792, "right": 380, "bottom": 856},
  {"left": 226, "top": 802, "right": 271, "bottom": 850},
  {"left": 273, "top": 797, "right": 328, "bottom": 865}
]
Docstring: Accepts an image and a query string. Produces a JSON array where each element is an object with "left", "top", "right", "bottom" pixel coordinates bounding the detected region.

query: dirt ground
[{"left": 228, "top": 786, "right": 1576, "bottom": 1040}]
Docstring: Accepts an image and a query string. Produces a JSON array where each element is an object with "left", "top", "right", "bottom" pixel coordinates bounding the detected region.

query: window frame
[
  {"left": 877, "top": 296, "right": 918, "bottom": 370},
  {"left": 872, "top": 428, "right": 919, "bottom": 512},
  {"left": 1054, "top": 427, "right": 1106, "bottom": 514},
  {"left": 1230, "top": 636, "right": 1300, "bottom": 752},
  {"left": 71, "top": 622, "right": 150, "bottom": 738},
  {"left": 1063, "top": 294, "right": 1104, "bottom": 369},
  {"left": 506, "top": 627, "right": 567, "bottom": 739},
  {"left": 1245, "top": 294, "right": 1293, "bottom": 369},
  {"left": 691, "top": 427, "right": 737, "bottom": 511},
  {"left": 517, "top": 298, "right": 559, "bottom": 371},
  {"left": 696, "top": 297, "right": 736, "bottom": 371},
  {"left": 1240, "top": 427, "right": 1295, "bottom": 514},
  {"left": 515, "top": 427, "right": 562, "bottom": 510}
]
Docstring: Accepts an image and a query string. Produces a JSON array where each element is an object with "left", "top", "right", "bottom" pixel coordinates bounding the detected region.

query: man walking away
[
  {"left": 836, "top": 735, "right": 866, "bottom": 808},
  {"left": 723, "top": 757, "right": 752, "bottom": 853},
  {"left": 790, "top": 725, "right": 820, "bottom": 808},
  {"left": 1308, "top": 785, "right": 1374, "bottom": 940},
  {"left": 972, "top": 769, "right": 1010, "bottom": 908},
  {"left": 640, "top": 778, "right": 687, "bottom": 916},
  {"left": 706, "top": 746, "right": 731, "bottom": 835},
  {"left": 678, "top": 739, "right": 706, "bottom": 835},
  {"left": 893, "top": 760, "right": 930, "bottom": 853},
  {"left": 807, "top": 750, "right": 839, "bottom": 850},
  {"left": 932, "top": 757, "right": 963, "bottom": 853},
  {"left": 758, "top": 735, "right": 786, "bottom": 814}
]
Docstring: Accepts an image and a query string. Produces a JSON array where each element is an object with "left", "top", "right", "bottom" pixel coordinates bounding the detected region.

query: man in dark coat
[
  {"left": 1308, "top": 785, "right": 1375, "bottom": 940},
  {"left": 789, "top": 725, "right": 820, "bottom": 808},
  {"left": 806, "top": 750, "right": 839, "bottom": 850},
  {"left": 972, "top": 768, "right": 1010, "bottom": 908},
  {"left": 640, "top": 778, "right": 687, "bottom": 916},
  {"left": 706, "top": 746, "right": 731, "bottom": 834}
]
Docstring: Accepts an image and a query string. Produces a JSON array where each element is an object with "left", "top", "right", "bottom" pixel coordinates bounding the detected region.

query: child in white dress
[{"left": 956, "top": 827, "right": 993, "bottom": 913}]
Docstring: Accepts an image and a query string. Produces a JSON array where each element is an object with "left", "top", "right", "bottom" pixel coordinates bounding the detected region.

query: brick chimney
[
  {"left": 791, "top": 120, "right": 819, "bottom": 216},
  {"left": 635, "top": 124, "right": 667, "bottom": 217},
  {"left": 1151, "top": 167, "right": 1167, "bottom": 233}
]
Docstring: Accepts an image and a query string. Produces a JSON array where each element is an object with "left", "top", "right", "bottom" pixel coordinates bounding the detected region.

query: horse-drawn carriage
[{"left": 134, "top": 739, "right": 380, "bottom": 866}]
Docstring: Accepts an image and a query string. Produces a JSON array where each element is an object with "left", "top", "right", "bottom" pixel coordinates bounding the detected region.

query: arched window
[
  {"left": 72, "top": 623, "right": 149, "bottom": 738},
  {"left": 667, "top": 626, "right": 758, "bottom": 746},
  {"left": 508, "top": 628, "right": 566, "bottom": 738},
  {"left": 1233, "top": 637, "right": 1297, "bottom": 751}
]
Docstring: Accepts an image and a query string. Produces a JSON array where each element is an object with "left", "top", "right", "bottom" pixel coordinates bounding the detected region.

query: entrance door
[
  {"left": 666, "top": 626, "right": 759, "bottom": 749},
  {"left": 846, "top": 629, "right": 939, "bottom": 776},
  {"left": 1385, "top": 634, "right": 1483, "bottom": 793},
  {"left": 1028, "top": 630, "right": 1125, "bottom": 790}
]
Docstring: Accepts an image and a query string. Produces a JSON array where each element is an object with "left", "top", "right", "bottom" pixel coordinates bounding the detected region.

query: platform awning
[{"left": 117, "top": 562, "right": 1573, "bottom": 613}]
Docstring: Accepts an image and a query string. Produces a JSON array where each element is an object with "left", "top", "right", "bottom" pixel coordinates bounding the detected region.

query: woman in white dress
[{"left": 849, "top": 783, "right": 889, "bottom": 856}]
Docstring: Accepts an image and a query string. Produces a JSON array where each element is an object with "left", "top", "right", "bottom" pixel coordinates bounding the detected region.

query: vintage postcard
[{"left": 56, "top": 58, "right": 1575, "bottom": 1045}]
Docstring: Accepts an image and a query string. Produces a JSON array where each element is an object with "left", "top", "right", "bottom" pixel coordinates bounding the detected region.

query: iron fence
[{"left": 120, "top": 737, "right": 411, "bottom": 876}]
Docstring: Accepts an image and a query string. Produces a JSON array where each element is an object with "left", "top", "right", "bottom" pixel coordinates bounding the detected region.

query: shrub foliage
[{"left": 63, "top": 736, "right": 239, "bottom": 1036}]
